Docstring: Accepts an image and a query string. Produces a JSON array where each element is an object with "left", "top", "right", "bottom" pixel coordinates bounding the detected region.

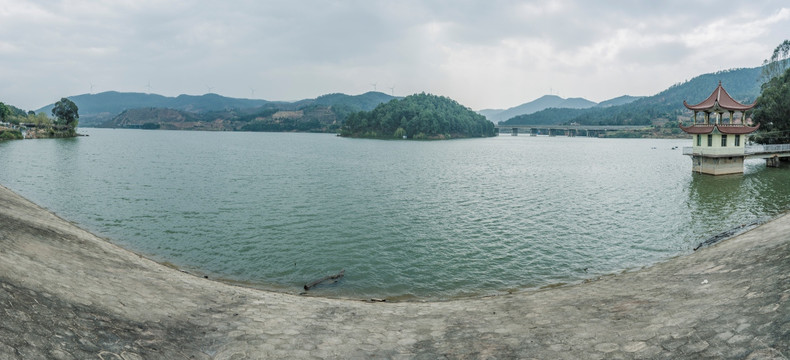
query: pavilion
[{"left": 679, "top": 81, "right": 759, "bottom": 175}]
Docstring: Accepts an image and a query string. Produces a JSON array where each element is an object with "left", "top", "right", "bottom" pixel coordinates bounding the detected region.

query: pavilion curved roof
[
  {"left": 683, "top": 81, "right": 756, "bottom": 112},
  {"left": 679, "top": 123, "right": 760, "bottom": 135}
]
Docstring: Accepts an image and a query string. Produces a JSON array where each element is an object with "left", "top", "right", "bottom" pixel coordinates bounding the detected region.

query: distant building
[{"left": 679, "top": 81, "right": 759, "bottom": 175}]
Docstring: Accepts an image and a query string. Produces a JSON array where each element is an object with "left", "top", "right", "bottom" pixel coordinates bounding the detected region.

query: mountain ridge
[
  {"left": 35, "top": 91, "right": 399, "bottom": 127},
  {"left": 501, "top": 66, "right": 762, "bottom": 126},
  {"left": 479, "top": 95, "right": 620, "bottom": 123}
]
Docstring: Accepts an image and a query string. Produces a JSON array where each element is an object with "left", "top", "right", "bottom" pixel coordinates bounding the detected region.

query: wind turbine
[
  {"left": 206, "top": 85, "right": 214, "bottom": 94},
  {"left": 389, "top": 85, "right": 395, "bottom": 96},
  {"left": 370, "top": 83, "right": 377, "bottom": 92},
  {"left": 145, "top": 81, "right": 152, "bottom": 94},
  {"left": 89, "top": 82, "right": 95, "bottom": 94},
  {"left": 250, "top": 88, "right": 256, "bottom": 98}
]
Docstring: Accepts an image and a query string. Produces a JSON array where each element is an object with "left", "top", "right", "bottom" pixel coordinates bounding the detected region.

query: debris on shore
[
  {"left": 304, "top": 269, "right": 345, "bottom": 291},
  {"left": 693, "top": 220, "right": 762, "bottom": 251}
]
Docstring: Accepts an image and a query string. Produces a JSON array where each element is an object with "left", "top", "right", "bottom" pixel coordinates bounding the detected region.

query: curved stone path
[{"left": 1, "top": 184, "right": 788, "bottom": 359}]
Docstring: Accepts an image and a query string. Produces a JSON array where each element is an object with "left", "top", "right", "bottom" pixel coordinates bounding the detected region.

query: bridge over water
[{"left": 494, "top": 124, "right": 647, "bottom": 137}]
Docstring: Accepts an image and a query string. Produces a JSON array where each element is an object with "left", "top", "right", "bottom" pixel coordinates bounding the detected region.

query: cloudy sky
[{"left": 1, "top": 1, "right": 788, "bottom": 111}]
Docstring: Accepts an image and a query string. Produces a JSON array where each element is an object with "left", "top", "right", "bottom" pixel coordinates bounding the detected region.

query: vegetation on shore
[
  {"left": 752, "top": 40, "right": 790, "bottom": 144},
  {"left": 0, "top": 98, "right": 79, "bottom": 139},
  {"left": 340, "top": 93, "right": 495, "bottom": 139}
]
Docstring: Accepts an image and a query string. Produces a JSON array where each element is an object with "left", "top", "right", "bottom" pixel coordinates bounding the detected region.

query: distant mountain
[
  {"left": 560, "top": 97, "right": 599, "bottom": 109},
  {"left": 34, "top": 91, "right": 270, "bottom": 127},
  {"left": 595, "top": 95, "right": 643, "bottom": 108},
  {"left": 103, "top": 104, "right": 339, "bottom": 132},
  {"left": 311, "top": 91, "right": 399, "bottom": 110},
  {"left": 502, "top": 66, "right": 762, "bottom": 126},
  {"left": 477, "top": 108, "right": 505, "bottom": 119},
  {"left": 35, "top": 91, "right": 397, "bottom": 127},
  {"left": 480, "top": 95, "right": 597, "bottom": 123}
]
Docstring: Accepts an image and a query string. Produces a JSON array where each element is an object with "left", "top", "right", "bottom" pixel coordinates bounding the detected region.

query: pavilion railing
[
  {"left": 745, "top": 144, "right": 790, "bottom": 154},
  {"left": 682, "top": 144, "right": 790, "bottom": 156}
]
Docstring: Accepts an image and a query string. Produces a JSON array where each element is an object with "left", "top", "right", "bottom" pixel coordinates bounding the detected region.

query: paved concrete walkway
[{"left": 0, "top": 184, "right": 788, "bottom": 359}]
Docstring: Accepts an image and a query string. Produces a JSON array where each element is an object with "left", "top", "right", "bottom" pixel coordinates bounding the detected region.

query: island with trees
[
  {"left": 339, "top": 93, "right": 495, "bottom": 139},
  {"left": 0, "top": 97, "right": 80, "bottom": 140}
]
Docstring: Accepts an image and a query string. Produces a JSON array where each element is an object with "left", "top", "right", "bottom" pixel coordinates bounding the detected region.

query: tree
[
  {"left": 752, "top": 66, "right": 790, "bottom": 144},
  {"left": 0, "top": 102, "right": 10, "bottom": 122},
  {"left": 51, "top": 97, "right": 79, "bottom": 128},
  {"left": 761, "top": 39, "right": 790, "bottom": 84},
  {"left": 31, "top": 112, "right": 52, "bottom": 128}
]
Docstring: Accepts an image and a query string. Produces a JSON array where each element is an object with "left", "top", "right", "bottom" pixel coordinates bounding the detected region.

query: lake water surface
[{"left": 1, "top": 129, "right": 789, "bottom": 299}]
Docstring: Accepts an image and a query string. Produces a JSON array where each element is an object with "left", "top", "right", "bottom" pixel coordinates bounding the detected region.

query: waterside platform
[
  {"left": 1, "top": 184, "right": 788, "bottom": 359},
  {"left": 683, "top": 144, "right": 790, "bottom": 172}
]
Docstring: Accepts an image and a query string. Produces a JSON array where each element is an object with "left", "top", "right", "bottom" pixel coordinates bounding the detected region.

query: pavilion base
[{"left": 691, "top": 155, "right": 744, "bottom": 175}]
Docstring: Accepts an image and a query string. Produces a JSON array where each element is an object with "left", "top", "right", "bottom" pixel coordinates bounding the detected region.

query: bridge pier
[{"left": 766, "top": 156, "right": 782, "bottom": 168}]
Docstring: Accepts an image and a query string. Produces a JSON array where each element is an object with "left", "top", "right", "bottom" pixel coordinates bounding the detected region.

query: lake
[{"left": 1, "top": 129, "right": 788, "bottom": 300}]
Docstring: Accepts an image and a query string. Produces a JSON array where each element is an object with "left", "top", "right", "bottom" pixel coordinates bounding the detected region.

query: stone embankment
[{"left": 0, "top": 184, "right": 788, "bottom": 359}]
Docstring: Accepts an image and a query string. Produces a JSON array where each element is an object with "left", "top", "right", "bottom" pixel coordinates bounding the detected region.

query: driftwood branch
[
  {"left": 693, "top": 220, "right": 760, "bottom": 251},
  {"left": 304, "top": 269, "right": 345, "bottom": 291}
]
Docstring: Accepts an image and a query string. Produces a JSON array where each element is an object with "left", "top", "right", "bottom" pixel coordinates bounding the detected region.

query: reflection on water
[
  {"left": 1, "top": 130, "right": 788, "bottom": 299},
  {"left": 687, "top": 160, "right": 790, "bottom": 240}
]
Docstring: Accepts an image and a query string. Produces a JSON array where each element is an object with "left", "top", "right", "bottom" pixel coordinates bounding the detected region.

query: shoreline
[
  {"left": 0, "top": 181, "right": 732, "bottom": 303},
  {"left": 1, "top": 183, "right": 788, "bottom": 358}
]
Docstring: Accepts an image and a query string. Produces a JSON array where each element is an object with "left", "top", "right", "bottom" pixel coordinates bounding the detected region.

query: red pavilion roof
[
  {"left": 679, "top": 123, "right": 760, "bottom": 135},
  {"left": 683, "top": 81, "right": 756, "bottom": 112}
]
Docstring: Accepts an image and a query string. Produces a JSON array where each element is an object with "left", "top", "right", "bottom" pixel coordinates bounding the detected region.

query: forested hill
[
  {"left": 340, "top": 93, "right": 495, "bottom": 139},
  {"left": 35, "top": 91, "right": 397, "bottom": 127},
  {"left": 34, "top": 92, "right": 271, "bottom": 126},
  {"left": 502, "top": 66, "right": 762, "bottom": 126}
]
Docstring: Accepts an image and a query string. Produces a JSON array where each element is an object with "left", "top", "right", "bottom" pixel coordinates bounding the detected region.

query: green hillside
[
  {"left": 312, "top": 91, "right": 399, "bottom": 110},
  {"left": 596, "top": 95, "right": 644, "bottom": 108},
  {"left": 102, "top": 105, "right": 342, "bottom": 132},
  {"left": 503, "top": 66, "right": 761, "bottom": 126},
  {"left": 340, "top": 93, "right": 495, "bottom": 139}
]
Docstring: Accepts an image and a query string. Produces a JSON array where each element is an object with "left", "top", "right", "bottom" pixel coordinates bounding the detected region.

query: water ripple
[{"left": 1, "top": 131, "right": 789, "bottom": 299}]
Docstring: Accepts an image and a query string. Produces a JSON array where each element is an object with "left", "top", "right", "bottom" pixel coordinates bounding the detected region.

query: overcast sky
[{"left": 1, "top": 1, "right": 788, "bottom": 111}]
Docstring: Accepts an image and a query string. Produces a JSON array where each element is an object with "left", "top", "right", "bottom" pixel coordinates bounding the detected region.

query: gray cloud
[{"left": 1, "top": 0, "right": 788, "bottom": 111}]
